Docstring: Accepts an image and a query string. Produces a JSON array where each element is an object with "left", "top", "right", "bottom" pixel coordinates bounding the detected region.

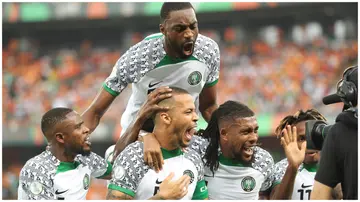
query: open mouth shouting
[
  {"left": 183, "top": 41, "right": 194, "bottom": 56},
  {"left": 85, "top": 136, "right": 91, "bottom": 146},
  {"left": 184, "top": 125, "right": 197, "bottom": 142}
]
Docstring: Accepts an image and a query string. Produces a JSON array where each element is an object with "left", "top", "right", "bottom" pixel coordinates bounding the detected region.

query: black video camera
[{"left": 305, "top": 120, "right": 333, "bottom": 150}]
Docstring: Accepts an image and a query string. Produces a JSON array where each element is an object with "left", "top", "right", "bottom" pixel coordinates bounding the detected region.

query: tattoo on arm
[{"left": 106, "top": 190, "right": 133, "bottom": 200}]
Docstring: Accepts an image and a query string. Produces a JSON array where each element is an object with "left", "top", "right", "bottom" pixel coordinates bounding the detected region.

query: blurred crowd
[
  {"left": 3, "top": 25, "right": 357, "bottom": 129},
  {"left": 2, "top": 22, "right": 357, "bottom": 199}
]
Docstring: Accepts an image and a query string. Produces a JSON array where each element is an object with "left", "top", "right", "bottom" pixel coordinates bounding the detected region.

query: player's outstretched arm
[
  {"left": 82, "top": 88, "right": 116, "bottom": 133},
  {"left": 270, "top": 125, "right": 306, "bottom": 199},
  {"left": 112, "top": 86, "right": 172, "bottom": 164},
  {"left": 199, "top": 84, "right": 218, "bottom": 122}
]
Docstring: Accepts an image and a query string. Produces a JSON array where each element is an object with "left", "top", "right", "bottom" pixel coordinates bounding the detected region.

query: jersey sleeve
[
  {"left": 103, "top": 40, "right": 146, "bottom": 96},
  {"left": 253, "top": 147, "right": 275, "bottom": 192},
  {"left": 18, "top": 161, "right": 56, "bottom": 200},
  {"left": 314, "top": 128, "right": 339, "bottom": 188},
  {"left": 81, "top": 152, "right": 112, "bottom": 178},
  {"left": 271, "top": 159, "right": 289, "bottom": 188},
  {"left": 188, "top": 150, "right": 208, "bottom": 200},
  {"left": 205, "top": 40, "right": 220, "bottom": 87},
  {"left": 108, "top": 143, "right": 146, "bottom": 197},
  {"left": 188, "top": 135, "right": 209, "bottom": 157}
]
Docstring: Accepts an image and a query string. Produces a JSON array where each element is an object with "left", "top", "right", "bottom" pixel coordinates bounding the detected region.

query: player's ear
[
  {"left": 160, "top": 24, "right": 165, "bottom": 35},
  {"left": 220, "top": 127, "right": 228, "bottom": 141},
  {"left": 160, "top": 112, "right": 171, "bottom": 125},
  {"left": 55, "top": 132, "right": 65, "bottom": 144}
]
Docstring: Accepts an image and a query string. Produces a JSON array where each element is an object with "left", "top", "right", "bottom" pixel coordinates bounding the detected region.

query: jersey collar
[
  {"left": 161, "top": 148, "right": 183, "bottom": 160},
  {"left": 219, "top": 154, "right": 252, "bottom": 167}
]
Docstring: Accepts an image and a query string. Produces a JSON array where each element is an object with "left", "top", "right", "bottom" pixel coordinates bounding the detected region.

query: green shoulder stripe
[
  {"left": 108, "top": 184, "right": 135, "bottom": 197},
  {"left": 103, "top": 83, "right": 120, "bottom": 97},
  {"left": 145, "top": 33, "right": 163, "bottom": 40},
  {"left": 192, "top": 180, "right": 208, "bottom": 200}
]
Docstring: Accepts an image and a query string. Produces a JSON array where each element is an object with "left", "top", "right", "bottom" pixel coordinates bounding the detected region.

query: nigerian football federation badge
[
  {"left": 188, "top": 71, "right": 202, "bottom": 85},
  {"left": 241, "top": 176, "right": 256, "bottom": 192},
  {"left": 83, "top": 174, "right": 90, "bottom": 190},
  {"left": 183, "top": 169, "right": 195, "bottom": 184}
]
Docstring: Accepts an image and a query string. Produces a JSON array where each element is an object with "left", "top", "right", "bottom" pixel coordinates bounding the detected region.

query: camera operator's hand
[{"left": 281, "top": 125, "right": 307, "bottom": 168}]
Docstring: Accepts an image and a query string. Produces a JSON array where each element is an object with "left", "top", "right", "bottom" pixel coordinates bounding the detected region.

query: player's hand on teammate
[
  {"left": 156, "top": 172, "right": 191, "bottom": 199},
  {"left": 144, "top": 133, "right": 164, "bottom": 173},
  {"left": 138, "top": 86, "right": 173, "bottom": 121},
  {"left": 280, "top": 125, "right": 306, "bottom": 168}
]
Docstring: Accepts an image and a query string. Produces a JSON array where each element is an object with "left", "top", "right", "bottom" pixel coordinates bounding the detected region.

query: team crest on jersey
[
  {"left": 183, "top": 170, "right": 195, "bottom": 184},
  {"left": 29, "top": 181, "right": 43, "bottom": 195},
  {"left": 241, "top": 176, "right": 256, "bottom": 192},
  {"left": 83, "top": 174, "right": 90, "bottom": 190},
  {"left": 188, "top": 71, "right": 202, "bottom": 86},
  {"left": 114, "top": 166, "right": 126, "bottom": 180}
]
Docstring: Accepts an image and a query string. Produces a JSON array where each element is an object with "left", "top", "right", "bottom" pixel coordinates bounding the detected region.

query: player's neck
[
  {"left": 219, "top": 143, "right": 232, "bottom": 159},
  {"left": 49, "top": 145, "right": 76, "bottom": 162},
  {"left": 163, "top": 40, "right": 179, "bottom": 59},
  {"left": 153, "top": 126, "right": 178, "bottom": 151}
]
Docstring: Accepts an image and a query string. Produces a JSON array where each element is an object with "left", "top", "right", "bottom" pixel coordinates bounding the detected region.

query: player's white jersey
[
  {"left": 272, "top": 158, "right": 318, "bottom": 200},
  {"left": 189, "top": 136, "right": 274, "bottom": 200},
  {"left": 103, "top": 33, "right": 220, "bottom": 135},
  {"left": 109, "top": 141, "right": 208, "bottom": 200},
  {"left": 18, "top": 150, "right": 112, "bottom": 200}
]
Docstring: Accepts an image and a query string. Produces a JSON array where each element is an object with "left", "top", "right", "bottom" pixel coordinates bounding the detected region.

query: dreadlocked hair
[
  {"left": 199, "top": 101, "right": 255, "bottom": 175},
  {"left": 275, "top": 109, "right": 327, "bottom": 137}
]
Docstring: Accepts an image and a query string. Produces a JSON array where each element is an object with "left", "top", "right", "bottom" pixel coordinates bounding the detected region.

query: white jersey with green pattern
[
  {"left": 18, "top": 150, "right": 112, "bottom": 200},
  {"left": 189, "top": 136, "right": 275, "bottom": 200},
  {"left": 103, "top": 33, "right": 220, "bottom": 135},
  {"left": 272, "top": 158, "right": 318, "bottom": 200},
  {"left": 109, "top": 141, "right": 208, "bottom": 200}
]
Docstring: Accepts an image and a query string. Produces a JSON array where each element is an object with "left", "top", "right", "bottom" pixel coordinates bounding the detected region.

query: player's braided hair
[
  {"left": 41, "top": 107, "right": 73, "bottom": 136},
  {"left": 160, "top": 2, "right": 194, "bottom": 23},
  {"left": 275, "top": 109, "right": 327, "bottom": 137},
  {"left": 199, "top": 101, "right": 255, "bottom": 175}
]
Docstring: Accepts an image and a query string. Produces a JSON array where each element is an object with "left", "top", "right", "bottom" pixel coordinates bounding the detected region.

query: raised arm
[
  {"left": 199, "top": 84, "right": 218, "bottom": 122},
  {"left": 82, "top": 87, "right": 116, "bottom": 133},
  {"left": 271, "top": 125, "right": 306, "bottom": 199},
  {"left": 112, "top": 86, "right": 172, "bottom": 162}
]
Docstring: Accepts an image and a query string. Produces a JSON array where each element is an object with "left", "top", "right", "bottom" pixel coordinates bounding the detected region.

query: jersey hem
[
  {"left": 103, "top": 83, "right": 120, "bottom": 97},
  {"left": 108, "top": 184, "right": 135, "bottom": 197},
  {"left": 205, "top": 79, "right": 218, "bottom": 87},
  {"left": 96, "top": 161, "right": 113, "bottom": 179}
]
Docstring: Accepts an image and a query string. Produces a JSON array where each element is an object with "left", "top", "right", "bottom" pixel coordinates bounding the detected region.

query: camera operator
[{"left": 309, "top": 66, "right": 358, "bottom": 200}]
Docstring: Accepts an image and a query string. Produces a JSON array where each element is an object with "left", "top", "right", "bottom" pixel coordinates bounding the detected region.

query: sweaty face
[
  {"left": 62, "top": 112, "right": 91, "bottom": 156},
  {"left": 224, "top": 117, "right": 259, "bottom": 163},
  {"left": 161, "top": 8, "right": 198, "bottom": 59},
  {"left": 295, "top": 121, "right": 320, "bottom": 164},
  {"left": 167, "top": 94, "right": 198, "bottom": 148}
]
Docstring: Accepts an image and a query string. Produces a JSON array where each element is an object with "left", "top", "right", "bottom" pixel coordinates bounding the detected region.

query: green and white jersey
[
  {"left": 109, "top": 141, "right": 208, "bottom": 200},
  {"left": 18, "top": 150, "right": 112, "bottom": 200},
  {"left": 272, "top": 158, "right": 318, "bottom": 200},
  {"left": 189, "top": 136, "right": 275, "bottom": 200},
  {"left": 103, "top": 33, "right": 220, "bottom": 135}
]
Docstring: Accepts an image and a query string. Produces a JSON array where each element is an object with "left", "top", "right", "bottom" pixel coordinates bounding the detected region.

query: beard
[
  {"left": 64, "top": 143, "right": 91, "bottom": 157},
  {"left": 166, "top": 37, "right": 191, "bottom": 59}
]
